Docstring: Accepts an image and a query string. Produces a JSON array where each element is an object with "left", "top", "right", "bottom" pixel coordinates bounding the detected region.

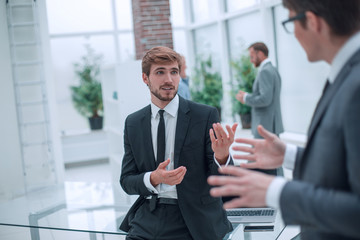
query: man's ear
[
  {"left": 306, "top": 11, "right": 322, "bottom": 33},
  {"left": 142, "top": 73, "right": 149, "bottom": 86}
]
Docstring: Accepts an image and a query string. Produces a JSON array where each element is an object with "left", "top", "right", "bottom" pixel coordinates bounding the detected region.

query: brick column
[{"left": 132, "top": 0, "right": 174, "bottom": 60}]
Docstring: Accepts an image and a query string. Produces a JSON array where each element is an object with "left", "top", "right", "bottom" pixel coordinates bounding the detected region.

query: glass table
[{"left": 0, "top": 182, "right": 288, "bottom": 240}]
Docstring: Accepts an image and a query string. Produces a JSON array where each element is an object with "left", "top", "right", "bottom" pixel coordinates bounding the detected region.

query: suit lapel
[
  {"left": 296, "top": 50, "right": 360, "bottom": 177},
  {"left": 307, "top": 65, "right": 351, "bottom": 139},
  {"left": 174, "top": 97, "right": 190, "bottom": 168},
  {"left": 141, "top": 105, "right": 156, "bottom": 170},
  {"left": 307, "top": 48, "right": 360, "bottom": 139}
]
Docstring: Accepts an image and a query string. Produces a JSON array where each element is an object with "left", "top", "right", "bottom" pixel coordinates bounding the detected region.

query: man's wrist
[
  {"left": 215, "top": 154, "right": 229, "bottom": 165},
  {"left": 266, "top": 177, "right": 287, "bottom": 209},
  {"left": 150, "top": 171, "right": 161, "bottom": 186}
]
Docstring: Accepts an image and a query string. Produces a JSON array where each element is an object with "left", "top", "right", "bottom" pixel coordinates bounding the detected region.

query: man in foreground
[{"left": 208, "top": 0, "right": 360, "bottom": 239}]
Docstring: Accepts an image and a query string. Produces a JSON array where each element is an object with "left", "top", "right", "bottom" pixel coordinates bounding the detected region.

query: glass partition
[
  {"left": 191, "top": 0, "right": 218, "bottom": 23},
  {"left": 227, "top": 10, "right": 263, "bottom": 59},
  {"left": 226, "top": 0, "right": 258, "bottom": 13}
]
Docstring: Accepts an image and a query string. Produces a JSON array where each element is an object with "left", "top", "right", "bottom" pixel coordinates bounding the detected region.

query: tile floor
[{"left": 65, "top": 160, "right": 113, "bottom": 183}]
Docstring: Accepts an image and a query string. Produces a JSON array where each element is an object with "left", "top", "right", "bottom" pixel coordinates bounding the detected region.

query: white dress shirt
[
  {"left": 266, "top": 30, "right": 360, "bottom": 208},
  {"left": 143, "top": 94, "right": 231, "bottom": 199}
]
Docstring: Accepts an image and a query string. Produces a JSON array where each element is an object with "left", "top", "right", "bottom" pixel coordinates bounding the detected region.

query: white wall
[{"left": 0, "top": 0, "right": 26, "bottom": 199}]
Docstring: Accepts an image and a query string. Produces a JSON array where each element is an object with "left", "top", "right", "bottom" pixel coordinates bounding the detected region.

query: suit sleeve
[
  {"left": 120, "top": 117, "right": 152, "bottom": 196},
  {"left": 280, "top": 90, "right": 360, "bottom": 238},
  {"left": 245, "top": 68, "right": 274, "bottom": 107}
]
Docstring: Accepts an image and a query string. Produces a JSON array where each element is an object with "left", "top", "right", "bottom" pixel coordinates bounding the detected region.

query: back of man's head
[
  {"left": 283, "top": 0, "right": 360, "bottom": 36},
  {"left": 248, "top": 42, "right": 269, "bottom": 57},
  {"left": 142, "top": 46, "right": 182, "bottom": 76}
]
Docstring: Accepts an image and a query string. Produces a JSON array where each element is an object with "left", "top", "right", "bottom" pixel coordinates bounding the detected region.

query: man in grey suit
[
  {"left": 236, "top": 42, "right": 284, "bottom": 175},
  {"left": 236, "top": 42, "right": 284, "bottom": 139},
  {"left": 119, "top": 46, "right": 237, "bottom": 240},
  {"left": 208, "top": 0, "right": 360, "bottom": 239}
]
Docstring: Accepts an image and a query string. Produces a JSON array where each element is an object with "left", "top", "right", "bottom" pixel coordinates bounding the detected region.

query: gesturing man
[{"left": 119, "top": 46, "right": 237, "bottom": 240}]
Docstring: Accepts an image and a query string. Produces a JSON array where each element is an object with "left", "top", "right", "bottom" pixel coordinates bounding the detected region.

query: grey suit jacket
[
  {"left": 245, "top": 61, "right": 284, "bottom": 138},
  {"left": 119, "top": 96, "right": 232, "bottom": 240},
  {"left": 280, "top": 49, "right": 360, "bottom": 239}
]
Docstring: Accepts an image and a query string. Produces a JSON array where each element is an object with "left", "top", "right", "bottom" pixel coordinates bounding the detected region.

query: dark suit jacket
[
  {"left": 280, "top": 48, "right": 360, "bottom": 239},
  {"left": 119, "top": 96, "right": 232, "bottom": 240}
]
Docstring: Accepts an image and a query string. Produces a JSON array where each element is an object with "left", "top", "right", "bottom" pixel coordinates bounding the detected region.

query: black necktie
[
  {"left": 322, "top": 79, "right": 330, "bottom": 95},
  {"left": 156, "top": 110, "right": 165, "bottom": 166},
  {"left": 307, "top": 79, "right": 331, "bottom": 136}
]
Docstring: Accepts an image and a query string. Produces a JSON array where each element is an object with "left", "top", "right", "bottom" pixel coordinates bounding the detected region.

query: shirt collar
[
  {"left": 329, "top": 31, "right": 360, "bottom": 84},
  {"left": 258, "top": 58, "right": 271, "bottom": 72},
  {"left": 151, "top": 94, "right": 179, "bottom": 118}
]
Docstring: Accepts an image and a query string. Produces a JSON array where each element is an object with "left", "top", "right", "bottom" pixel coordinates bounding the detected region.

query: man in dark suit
[
  {"left": 120, "top": 46, "right": 237, "bottom": 240},
  {"left": 208, "top": 0, "right": 360, "bottom": 239}
]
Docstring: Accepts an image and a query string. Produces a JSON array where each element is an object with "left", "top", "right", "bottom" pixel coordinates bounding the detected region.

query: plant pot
[
  {"left": 88, "top": 116, "right": 103, "bottom": 130},
  {"left": 240, "top": 113, "right": 251, "bottom": 129}
]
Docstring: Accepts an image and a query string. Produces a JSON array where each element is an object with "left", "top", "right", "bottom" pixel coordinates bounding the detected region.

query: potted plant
[
  {"left": 70, "top": 45, "right": 104, "bottom": 130},
  {"left": 230, "top": 54, "right": 256, "bottom": 129},
  {"left": 191, "top": 55, "right": 223, "bottom": 118}
]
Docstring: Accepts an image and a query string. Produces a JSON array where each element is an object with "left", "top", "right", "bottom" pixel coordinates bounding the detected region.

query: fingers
[
  {"left": 232, "top": 154, "right": 255, "bottom": 161},
  {"left": 163, "top": 166, "right": 187, "bottom": 185},
  {"left": 210, "top": 184, "right": 246, "bottom": 198},
  {"left": 212, "top": 123, "right": 237, "bottom": 143},
  {"left": 257, "top": 125, "right": 276, "bottom": 141},
  {"left": 225, "top": 123, "right": 238, "bottom": 142},
  {"left": 158, "top": 159, "right": 170, "bottom": 169},
  {"left": 239, "top": 162, "right": 261, "bottom": 169},
  {"left": 212, "top": 123, "right": 227, "bottom": 141},
  {"left": 218, "top": 165, "right": 248, "bottom": 177},
  {"left": 208, "top": 175, "right": 238, "bottom": 185},
  {"left": 231, "top": 123, "right": 238, "bottom": 133},
  {"left": 234, "top": 138, "right": 256, "bottom": 146},
  {"left": 210, "top": 128, "right": 216, "bottom": 143},
  {"left": 232, "top": 145, "right": 254, "bottom": 154}
]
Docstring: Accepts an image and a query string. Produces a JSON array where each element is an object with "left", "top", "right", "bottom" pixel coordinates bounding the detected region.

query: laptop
[{"left": 226, "top": 207, "right": 277, "bottom": 223}]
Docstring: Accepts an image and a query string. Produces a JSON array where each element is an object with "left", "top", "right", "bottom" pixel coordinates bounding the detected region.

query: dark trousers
[{"left": 126, "top": 200, "right": 193, "bottom": 240}]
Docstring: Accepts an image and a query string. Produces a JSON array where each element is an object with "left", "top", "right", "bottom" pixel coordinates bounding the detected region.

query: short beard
[
  {"left": 148, "top": 82, "right": 177, "bottom": 102},
  {"left": 254, "top": 57, "right": 261, "bottom": 67},
  {"left": 150, "top": 88, "right": 177, "bottom": 102}
]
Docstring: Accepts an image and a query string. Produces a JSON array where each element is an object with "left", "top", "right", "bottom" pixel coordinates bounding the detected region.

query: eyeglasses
[{"left": 282, "top": 12, "right": 306, "bottom": 33}]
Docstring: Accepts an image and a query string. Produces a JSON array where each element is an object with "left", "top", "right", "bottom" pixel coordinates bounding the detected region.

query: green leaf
[
  {"left": 70, "top": 45, "right": 104, "bottom": 118},
  {"left": 230, "top": 54, "right": 256, "bottom": 115},
  {"left": 190, "top": 55, "right": 223, "bottom": 110}
]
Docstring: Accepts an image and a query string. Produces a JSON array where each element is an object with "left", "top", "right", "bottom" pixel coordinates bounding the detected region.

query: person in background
[
  {"left": 208, "top": 0, "right": 360, "bottom": 239},
  {"left": 236, "top": 42, "right": 284, "bottom": 176},
  {"left": 177, "top": 55, "right": 191, "bottom": 100},
  {"left": 119, "top": 46, "right": 237, "bottom": 240}
]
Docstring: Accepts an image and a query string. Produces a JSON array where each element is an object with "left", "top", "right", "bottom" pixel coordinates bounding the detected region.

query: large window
[
  {"left": 185, "top": 0, "right": 330, "bottom": 134},
  {"left": 226, "top": 0, "right": 258, "bottom": 12},
  {"left": 193, "top": 24, "right": 221, "bottom": 70},
  {"left": 46, "top": 0, "right": 135, "bottom": 132},
  {"left": 227, "top": 11, "right": 264, "bottom": 59},
  {"left": 191, "top": 0, "right": 218, "bottom": 23},
  {"left": 274, "top": 5, "right": 329, "bottom": 133},
  {"left": 45, "top": 0, "right": 329, "bottom": 135}
]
